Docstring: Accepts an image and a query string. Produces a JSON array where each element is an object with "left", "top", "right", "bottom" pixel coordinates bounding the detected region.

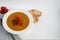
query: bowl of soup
[{"left": 2, "top": 9, "right": 33, "bottom": 34}]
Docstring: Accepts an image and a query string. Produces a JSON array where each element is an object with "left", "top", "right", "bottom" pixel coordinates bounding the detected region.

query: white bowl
[{"left": 2, "top": 9, "right": 33, "bottom": 34}]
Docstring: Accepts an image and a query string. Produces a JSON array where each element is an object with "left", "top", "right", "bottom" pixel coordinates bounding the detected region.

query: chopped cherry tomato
[
  {"left": 0, "top": 10, "right": 3, "bottom": 13},
  {"left": 0, "top": 6, "right": 9, "bottom": 14},
  {"left": 1, "top": 6, "right": 6, "bottom": 10},
  {"left": 13, "top": 16, "right": 22, "bottom": 26},
  {"left": 3, "top": 8, "right": 8, "bottom": 13},
  {"left": 15, "top": 16, "right": 20, "bottom": 20},
  {"left": 18, "top": 21, "right": 22, "bottom": 26},
  {"left": 18, "top": 19, "right": 22, "bottom": 26}
]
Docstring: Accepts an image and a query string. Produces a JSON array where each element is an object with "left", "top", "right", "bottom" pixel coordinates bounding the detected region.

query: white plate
[{"left": 2, "top": 9, "right": 33, "bottom": 34}]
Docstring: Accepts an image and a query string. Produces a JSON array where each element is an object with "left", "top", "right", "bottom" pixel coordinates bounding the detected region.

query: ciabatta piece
[
  {"left": 29, "top": 10, "right": 38, "bottom": 23},
  {"left": 30, "top": 9, "right": 42, "bottom": 17}
]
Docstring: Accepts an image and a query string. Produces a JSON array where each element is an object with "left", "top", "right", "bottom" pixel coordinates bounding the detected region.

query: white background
[{"left": 0, "top": 0, "right": 60, "bottom": 40}]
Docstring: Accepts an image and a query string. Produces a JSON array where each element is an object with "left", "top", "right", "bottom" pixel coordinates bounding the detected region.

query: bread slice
[
  {"left": 29, "top": 10, "right": 38, "bottom": 23},
  {"left": 29, "top": 9, "right": 42, "bottom": 23},
  {"left": 30, "top": 9, "right": 42, "bottom": 17}
]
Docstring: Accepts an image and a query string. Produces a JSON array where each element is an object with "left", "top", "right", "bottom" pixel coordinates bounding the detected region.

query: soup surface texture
[{"left": 7, "top": 12, "right": 29, "bottom": 31}]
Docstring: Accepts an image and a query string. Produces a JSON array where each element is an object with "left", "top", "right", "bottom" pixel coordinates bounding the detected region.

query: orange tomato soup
[{"left": 7, "top": 12, "right": 29, "bottom": 31}]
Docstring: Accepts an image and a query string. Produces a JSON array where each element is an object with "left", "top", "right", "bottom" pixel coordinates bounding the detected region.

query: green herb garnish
[{"left": 12, "top": 19, "right": 18, "bottom": 25}]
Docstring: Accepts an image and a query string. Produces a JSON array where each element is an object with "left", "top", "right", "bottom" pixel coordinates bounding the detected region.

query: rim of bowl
[{"left": 2, "top": 9, "right": 33, "bottom": 34}]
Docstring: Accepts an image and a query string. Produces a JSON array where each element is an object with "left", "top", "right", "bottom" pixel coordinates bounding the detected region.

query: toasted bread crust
[
  {"left": 30, "top": 9, "right": 42, "bottom": 17},
  {"left": 29, "top": 9, "right": 42, "bottom": 23},
  {"left": 29, "top": 10, "right": 38, "bottom": 23}
]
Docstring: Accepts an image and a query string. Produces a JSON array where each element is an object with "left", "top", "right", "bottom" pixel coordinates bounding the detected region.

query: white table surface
[{"left": 0, "top": 0, "right": 60, "bottom": 40}]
